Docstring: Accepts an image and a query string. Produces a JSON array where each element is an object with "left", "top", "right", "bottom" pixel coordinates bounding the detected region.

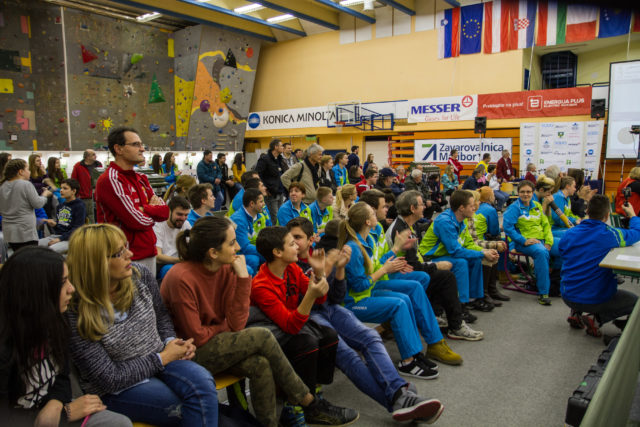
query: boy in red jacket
[
  {"left": 250, "top": 226, "right": 359, "bottom": 426},
  {"left": 95, "top": 127, "right": 169, "bottom": 276}
]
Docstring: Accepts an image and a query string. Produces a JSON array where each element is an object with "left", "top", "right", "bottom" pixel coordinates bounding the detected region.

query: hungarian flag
[
  {"left": 598, "top": 8, "right": 631, "bottom": 38},
  {"left": 437, "top": 7, "right": 460, "bottom": 59},
  {"left": 483, "top": 0, "right": 535, "bottom": 53},
  {"left": 565, "top": 4, "right": 598, "bottom": 43},
  {"left": 536, "top": 1, "right": 567, "bottom": 46}
]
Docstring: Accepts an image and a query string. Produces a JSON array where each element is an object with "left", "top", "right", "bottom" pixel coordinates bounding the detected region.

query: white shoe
[{"left": 447, "top": 321, "right": 484, "bottom": 341}]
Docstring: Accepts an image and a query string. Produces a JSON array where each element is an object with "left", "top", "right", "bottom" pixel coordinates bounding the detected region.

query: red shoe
[
  {"left": 581, "top": 314, "right": 602, "bottom": 337},
  {"left": 567, "top": 311, "right": 584, "bottom": 329}
]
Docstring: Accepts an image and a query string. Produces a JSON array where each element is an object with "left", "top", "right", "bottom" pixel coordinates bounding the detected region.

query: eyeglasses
[
  {"left": 123, "top": 142, "right": 145, "bottom": 149},
  {"left": 109, "top": 243, "right": 130, "bottom": 259}
]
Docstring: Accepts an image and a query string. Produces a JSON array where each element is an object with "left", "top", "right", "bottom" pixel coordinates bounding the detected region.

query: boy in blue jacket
[
  {"left": 229, "top": 188, "right": 269, "bottom": 275},
  {"left": 39, "top": 179, "right": 86, "bottom": 253},
  {"left": 560, "top": 195, "right": 640, "bottom": 336}
]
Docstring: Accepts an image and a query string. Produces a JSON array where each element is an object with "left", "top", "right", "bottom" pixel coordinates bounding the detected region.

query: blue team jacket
[
  {"left": 277, "top": 200, "right": 312, "bottom": 227},
  {"left": 476, "top": 202, "right": 500, "bottom": 237},
  {"left": 229, "top": 207, "right": 263, "bottom": 258},
  {"left": 332, "top": 165, "right": 348, "bottom": 187}
]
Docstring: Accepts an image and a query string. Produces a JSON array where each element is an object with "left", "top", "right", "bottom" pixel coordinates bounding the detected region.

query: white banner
[
  {"left": 415, "top": 138, "right": 512, "bottom": 164},
  {"left": 407, "top": 95, "right": 478, "bottom": 123},
  {"left": 246, "top": 106, "right": 334, "bottom": 130},
  {"left": 519, "top": 121, "right": 604, "bottom": 179}
]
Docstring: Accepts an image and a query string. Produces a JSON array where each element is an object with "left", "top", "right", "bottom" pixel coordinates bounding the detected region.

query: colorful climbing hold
[
  {"left": 246, "top": 47, "right": 253, "bottom": 58},
  {"left": 200, "top": 100, "right": 210, "bottom": 112},
  {"left": 149, "top": 124, "right": 160, "bottom": 132},
  {"left": 130, "top": 53, "right": 143, "bottom": 64}
]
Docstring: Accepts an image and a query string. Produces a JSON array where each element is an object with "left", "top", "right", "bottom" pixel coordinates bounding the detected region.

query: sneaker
[
  {"left": 436, "top": 314, "right": 448, "bottom": 329},
  {"left": 581, "top": 314, "right": 602, "bottom": 338},
  {"left": 415, "top": 352, "right": 439, "bottom": 371},
  {"left": 460, "top": 309, "right": 477, "bottom": 324},
  {"left": 280, "top": 402, "right": 308, "bottom": 427},
  {"left": 397, "top": 358, "right": 439, "bottom": 380},
  {"left": 613, "top": 318, "right": 628, "bottom": 331},
  {"left": 447, "top": 321, "right": 484, "bottom": 341},
  {"left": 304, "top": 398, "right": 359, "bottom": 426},
  {"left": 426, "top": 339, "right": 463, "bottom": 366},
  {"left": 537, "top": 294, "right": 552, "bottom": 306},
  {"left": 469, "top": 298, "right": 494, "bottom": 312},
  {"left": 391, "top": 387, "right": 444, "bottom": 423},
  {"left": 567, "top": 310, "right": 584, "bottom": 329}
]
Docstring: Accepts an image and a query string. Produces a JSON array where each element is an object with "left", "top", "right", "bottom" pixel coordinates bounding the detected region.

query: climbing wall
[
  {"left": 174, "top": 25, "right": 260, "bottom": 151},
  {"left": 63, "top": 8, "right": 175, "bottom": 151}
]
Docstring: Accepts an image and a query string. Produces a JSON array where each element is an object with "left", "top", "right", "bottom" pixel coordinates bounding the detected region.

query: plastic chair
[
  {"left": 500, "top": 237, "right": 538, "bottom": 295},
  {"left": 610, "top": 213, "right": 622, "bottom": 228}
]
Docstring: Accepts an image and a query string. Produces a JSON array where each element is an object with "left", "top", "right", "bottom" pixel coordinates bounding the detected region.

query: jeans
[
  {"left": 493, "top": 190, "right": 510, "bottom": 210},
  {"left": 214, "top": 189, "right": 224, "bottom": 211},
  {"left": 101, "top": 360, "right": 218, "bottom": 427},
  {"left": 563, "top": 289, "right": 638, "bottom": 325},
  {"left": 265, "top": 194, "right": 282, "bottom": 225},
  {"left": 38, "top": 235, "right": 69, "bottom": 253},
  {"left": 311, "top": 304, "right": 406, "bottom": 412},
  {"left": 432, "top": 256, "right": 484, "bottom": 303}
]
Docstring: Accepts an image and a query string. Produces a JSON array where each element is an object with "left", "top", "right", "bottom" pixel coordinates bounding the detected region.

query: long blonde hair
[
  {"left": 444, "top": 164, "right": 454, "bottom": 180},
  {"left": 337, "top": 202, "right": 374, "bottom": 275},
  {"left": 28, "top": 154, "right": 44, "bottom": 179},
  {"left": 334, "top": 184, "right": 356, "bottom": 212},
  {"left": 67, "top": 224, "right": 136, "bottom": 341}
]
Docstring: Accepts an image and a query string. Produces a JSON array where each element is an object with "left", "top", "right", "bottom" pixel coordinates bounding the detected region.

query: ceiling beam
[
  {"left": 258, "top": 0, "right": 339, "bottom": 30},
  {"left": 178, "top": 0, "right": 307, "bottom": 37},
  {"left": 110, "top": 0, "right": 278, "bottom": 41},
  {"left": 314, "top": 0, "right": 376, "bottom": 24},
  {"left": 376, "top": 0, "right": 415, "bottom": 16}
]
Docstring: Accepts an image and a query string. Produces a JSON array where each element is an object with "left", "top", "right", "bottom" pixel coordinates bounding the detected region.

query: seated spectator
[
  {"left": 0, "top": 247, "right": 131, "bottom": 427},
  {"left": 164, "top": 174, "right": 196, "bottom": 202},
  {"left": 332, "top": 152, "right": 349, "bottom": 188},
  {"left": 544, "top": 165, "right": 562, "bottom": 192},
  {"left": 161, "top": 216, "right": 318, "bottom": 427},
  {"left": 333, "top": 184, "right": 357, "bottom": 221},
  {"left": 383, "top": 190, "right": 397, "bottom": 229},
  {"left": 524, "top": 163, "right": 537, "bottom": 184},
  {"left": 348, "top": 165, "right": 363, "bottom": 185},
  {"left": 396, "top": 166, "right": 407, "bottom": 184},
  {"left": 567, "top": 168, "right": 596, "bottom": 219},
  {"left": 309, "top": 186, "right": 334, "bottom": 234},
  {"left": 286, "top": 217, "right": 444, "bottom": 423},
  {"left": 462, "top": 167, "right": 487, "bottom": 191},
  {"left": 151, "top": 154, "right": 162, "bottom": 175},
  {"left": 161, "top": 152, "right": 181, "bottom": 185},
  {"left": 227, "top": 171, "right": 261, "bottom": 216},
  {"left": 250, "top": 226, "right": 359, "bottom": 426},
  {"left": 551, "top": 177, "right": 581, "bottom": 236},
  {"left": 356, "top": 168, "right": 378, "bottom": 196},
  {"left": 39, "top": 178, "right": 86, "bottom": 254},
  {"left": 441, "top": 165, "right": 459, "bottom": 196},
  {"left": 153, "top": 196, "right": 191, "bottom": 280},
  {"left": 230, "top": 188, "right": 269, "bottom": 275},
  {"left": 315, "top": 219, "right": 341, "bottom": 252},
  {"left": 486, "top": 164, "right": 510, "bottom": 212},
  {"left": 187, "top": 183, "right": 215, "bottom": 226},
  {"left": 404, "top": 169, "right": 436, "bottom": 219},
  {"left": 65, "top": 224, "right": 218, "bottom": 426},
  {"left": 560, "top": 196, "right": 640, "bottom": 336},
  {"left": 375, "top": 168, "right": 396, "bottom": 194},
  {"left": 277, "top": 182, "right": 312, "bottom": 227},
  {"left": 426, "top": 174, "right": 446, "bottom": 211},
  {"left": 503, "top": 180, "right": 559, "bottom": 306},
  {"left": 532, "top": 176, "right": 555, "bottom": 217},
  {"left": 0, "top": 159, "right": 52, "bottom": 251}
]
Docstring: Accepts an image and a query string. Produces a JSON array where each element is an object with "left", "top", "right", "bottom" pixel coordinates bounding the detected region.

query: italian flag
[
  {"left": 565, "top": 4, "right": 597, "bottom": 43},
  {"left": 536, "top": 1, "right": 566, "bottom": 46}
]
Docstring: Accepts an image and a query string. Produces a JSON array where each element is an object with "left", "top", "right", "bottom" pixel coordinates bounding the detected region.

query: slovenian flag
[
  {"left": 437, "top": 7, "right": 460, "bottom": 59},
  {"left": 565, "top": 4, "right": 598, "bottom": 43},
  {"left": 484, "top": 0, "right": 535, "bottom": 53},
  {"left": 599, "top": 8, "right": 631, "bottom": 38},
  {"left": 460, "top": 3, "right": 483, "bottom": 55}
]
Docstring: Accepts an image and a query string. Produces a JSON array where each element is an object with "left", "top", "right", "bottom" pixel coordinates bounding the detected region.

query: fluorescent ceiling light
[
  {"left": 234, "top": 3, "right": 264, "bottom": 14},
  {"left": 136, "top": 12, "right": 161, "bottom": 22},
  {"left": 340, "top": 0, "right": 365, "bottom": 6},
  {"left": 267, "top": 14, "right": 294, "bottom": 23}
]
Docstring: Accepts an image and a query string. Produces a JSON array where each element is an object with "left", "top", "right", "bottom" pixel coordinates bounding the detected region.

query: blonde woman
[
  {"left": 332, "top": 184, "right": 357, "bottom": 220},
  {"left": 441, "top": 165, "right": 459, "bottom": 196},
  {"left": 29, "top": 153, "right": 53, "bottom": 194},
  {"left": 65, "top": 224, "right": 218, "bottom": 426}
]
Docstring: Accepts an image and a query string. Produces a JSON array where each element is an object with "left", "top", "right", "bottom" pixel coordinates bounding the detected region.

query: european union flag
[
  {"left": 460, "top": 3, "right": 483, "bottom": 54},
  {"left": 598, "top": 8, "right": 631, "bottom": 39}
]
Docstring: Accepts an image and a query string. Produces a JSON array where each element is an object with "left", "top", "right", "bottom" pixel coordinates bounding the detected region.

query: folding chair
[{"left": 500, "top": 236, "right": 538, "bottom": 295}]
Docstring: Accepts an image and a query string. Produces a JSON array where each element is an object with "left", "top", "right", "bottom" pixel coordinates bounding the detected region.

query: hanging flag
[
  {"left": 510, "top": 0, "right": 537, "bottom": 50},
  {"left": 599, "top": 8, "right": 631, "bottom": 38},
  {"left": 536, "top": 1, "right": 567, "bottom": 46},
  {"left": 565, "top": 4, "right": 598, "bottom": 43},
  {"left": 632, "top": 11, "right": 640, "bottom": 32},
  {"left": 483, "top": 0, "right": 510, "bottom": 53},
  {"left": 437, "top": 7, "right": 460, "bottom": 59},
  {"left": 460, "top": 3, "right": 483, "bottom": 54}
]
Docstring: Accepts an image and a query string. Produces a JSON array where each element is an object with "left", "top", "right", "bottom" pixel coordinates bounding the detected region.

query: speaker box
[
  {"left": 591, "top": 99, "right": 605, "bottom": 119},
  {"left": 474, "top": 116, "right": 487, "bottom": 134}
]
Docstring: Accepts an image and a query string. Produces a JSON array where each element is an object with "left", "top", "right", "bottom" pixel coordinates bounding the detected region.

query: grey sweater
[
  {"left": 67, "top": 264, "right": 176, "bottom": 396},
  {"left": 0, "top": 179, "right": 47, "bottom": 243}
]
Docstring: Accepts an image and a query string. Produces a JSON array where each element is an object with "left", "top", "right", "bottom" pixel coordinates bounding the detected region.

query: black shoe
[
  {"left": 484, "top": 295, "right": 502, "bottom": 307},
  {"left": 397, "top": 358, "right": 439, "bottom": 380},
  {"left": 304, "top": 397, "right": 359, "bottom": 426},
  {"left": 613, "top": 318, "right": 628, "bottom": 331},
  {"left": 415, "top": 352, "right": 439, "bottom": 371},
  {"left": 616, "top": 276, "right": 625, "bottom": 285},
  {"left": 460, "top": 309, "right": 477, "bottom": 324},
  {"left": 469, "top": 299, "right": 494, "bottom": 312},
  {"left": 489, "top": 289, "right": 511, "bottom": 301}
]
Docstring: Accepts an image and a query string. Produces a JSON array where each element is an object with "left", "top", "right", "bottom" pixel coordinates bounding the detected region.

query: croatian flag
[
  {"left": 437, "top": 7, "right": 460, "bottom": 59},
  {"left": 598, "top": 8, "right": 631, "bottom": 39},
  {"left": 484, "top": 0, "right": 535, "bottom": 53},
  {"left": 565, "top": 4, "right": 598, "bottom": 43}
]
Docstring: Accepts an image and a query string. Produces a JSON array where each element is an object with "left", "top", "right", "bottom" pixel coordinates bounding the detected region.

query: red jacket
[
  {"left": 447, "top": 157, "right": 462, "bottom": 180},
  {"left": 496, "top": 157, "right": 515, "bottom": 181},
  {"left": 95, "top": 162, "right": 169, "bottom": 260},
  {"left": 251, "top": 263, "right": 327, "bottom": 335},
  {"left": 356, "top": 177, "right": 370, "bottom": 196},
  {"left": 524, "top": 172, "right": 537, "bottom": 185},
  {"left": 615, "top": 177, "right": 640, "bottom": 216},
  {"left": 71, "top": 161, "right": 101, "bottom": 199}
]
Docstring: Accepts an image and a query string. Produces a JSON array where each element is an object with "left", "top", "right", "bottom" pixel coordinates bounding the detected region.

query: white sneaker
[
  {"left": 436, "top": 314, "right": 448, "bottom": 329},
  {"left": 447, "top": 321, "right": 484, "bottom": 341}
]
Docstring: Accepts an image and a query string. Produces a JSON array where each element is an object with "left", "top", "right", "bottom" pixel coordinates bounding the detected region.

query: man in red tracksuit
[{"left": 95, "top": 127, "right": 169, "bottom": 276}]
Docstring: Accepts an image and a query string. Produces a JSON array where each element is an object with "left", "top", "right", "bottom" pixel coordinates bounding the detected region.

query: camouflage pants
[{"left": 194, "top": 327, "right": 309, "bottom": 427}]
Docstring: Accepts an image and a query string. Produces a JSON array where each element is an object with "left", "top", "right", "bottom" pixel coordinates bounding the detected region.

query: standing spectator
[
  {"left": 196, "top": 150, "right": 224, "bottom": 211},
  {"left": 524, "top": 163, "right": 537, "bottom": 184},
  {"left": 332, "top": 152, "right": 349, "bottom": 189},
  {"left": 615, "top": 166, "right": 640, "bottom": 217},
  {"left": 218, "top": 152, "right": 240, "bottom": 204},
  {"left": 28, "top": 153, "right": 48, "bottom": 194},
  {"left": 487, "top": 165, "right": 510, "bottom": 212},
  {"left": 347, "top": 146, "right": 360, "bottom": 170},
  {"left": 154, "top": 196, "right": 191, "bottom": 280},
  {"left": 348, "top": 165, "right": 362, "bottom": 185},
  {"left": 318, "top": 155, "right": 336, "bottom": 192},
  {"left": 356, "top": 168, "right": 379, "bottom": 196},
  {"left": 294, "top": 148, "right": 304, "bottom": 163},
  {"left": 46, "top": 157, "right": 68, "bottom": 189},
  {"left": 475, "top": 153, "right": 491, "bottom": 172},
  {"left": 39, "top": 178, "right": 86, "bottom": 254},
  {"left": 151, "top": 154, "right": 162, "bottom": 175},
  {"left": 363, "top": 154, "right": 374, "bottom": 174},
  {"left": 0, "top": 152, "right": 11, "bottom": 181},
  {"left": 282, "top": 142, "right": 297, "bottom": 169},
  {"left": 161, "top": 152, "right": 181, "bottom": 185},
  {"left": 0, "top": 247, "right": 132, "bottom": 427},
  {"left": 95, "top": 127, "right": 169, "bottom": 276},
  {"left": 71, "top": 149, "right": 102, "bottom": 223},
  {"left": 187, "top": 183, "right": 215, "bottom": 226},
  {"left": 441, "top": 165, "right": 459, "bottom": 196},
  {"left": 232, "top": 152, "right": 246, "bottom": 184},
  {"left": 447, "top": 149, "right": 463, "bottom": 181},
  {"left": 255, "top": 139, "right": 287, "bottom": 222},
  {"left": 281, "top": 143, "right": 325, "bottom": 205},
  {"left": 0, "top": 159, "right": 51, "bottom": 251},
  {"left": 495, "top": 150, "right": 515, "bottom": 182}
]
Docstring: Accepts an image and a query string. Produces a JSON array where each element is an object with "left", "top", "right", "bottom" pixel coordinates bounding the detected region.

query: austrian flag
[{"left": 483, "top": 0, "right": 536, "bottom": 54}]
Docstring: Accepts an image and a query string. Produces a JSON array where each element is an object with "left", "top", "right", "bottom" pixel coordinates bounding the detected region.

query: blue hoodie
[
  {"left": 229, "top": 207, "right": 266, "bottom": 259},
  {"left": 559, "top": 217, "right": 640, "bottom": 304},
  {"left": 53, "top": 198, "right": 86, "bottom": 241},
  {"left": 277, "top": 200, "right": 312, "bottom": 227},
  {"left": 332, "top": 165, "right": 348, "bottom": 187}
]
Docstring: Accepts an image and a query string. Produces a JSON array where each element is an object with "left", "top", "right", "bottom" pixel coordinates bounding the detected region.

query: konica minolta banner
[{"left": 407, "top": 95, "right": 478, "bottom": 123}]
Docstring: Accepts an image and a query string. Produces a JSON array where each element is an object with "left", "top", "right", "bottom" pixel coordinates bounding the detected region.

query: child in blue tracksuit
[
  {"left": 229, "top": 189, "right": 269, "bottom": 275},
  {"left": 560, "top": 195, "right": 640, "bottom": 331},
  {"left": 309, "top": 187, "right": 334, "bottom": 234},
  {"left": 332, "top": 153, "right": 349, "bottom": 188},
  {"left": 278, "top": 182, "right": 312, "bottom": 227}
]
